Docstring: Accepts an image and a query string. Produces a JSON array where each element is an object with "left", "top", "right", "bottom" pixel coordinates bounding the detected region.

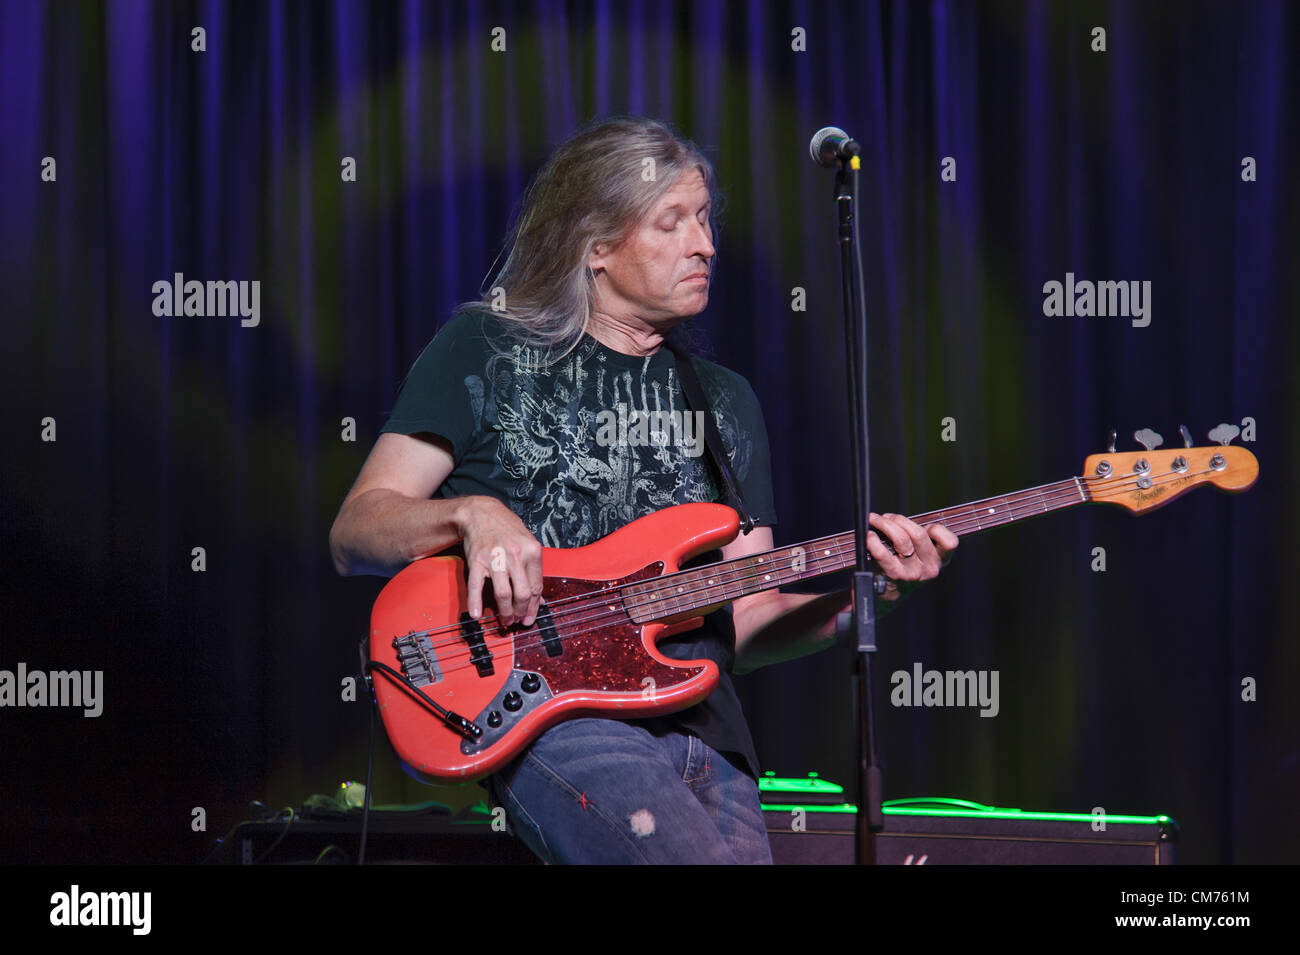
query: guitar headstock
[{"left": 1081, "top": 424, "right": 1258, "bottom": 514}]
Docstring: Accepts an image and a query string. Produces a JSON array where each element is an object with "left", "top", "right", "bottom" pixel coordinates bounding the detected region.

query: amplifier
[
  {"left": 760, "top": 776, "right": 1178, "bottom": 865},
  {"left": 224, "top": 803, "right": 540, "bottom": 865}
]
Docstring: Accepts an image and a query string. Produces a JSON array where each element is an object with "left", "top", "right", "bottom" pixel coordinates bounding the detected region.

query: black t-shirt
[{"left": 378, "top": 310, "right": 778, "bottom": 778}]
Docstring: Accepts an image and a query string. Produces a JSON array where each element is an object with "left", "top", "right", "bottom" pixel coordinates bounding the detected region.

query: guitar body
[{"left": 369, "top": 502, "right": 742, "bottom": 782}]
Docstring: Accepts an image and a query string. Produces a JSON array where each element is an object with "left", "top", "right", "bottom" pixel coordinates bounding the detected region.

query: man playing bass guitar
[{"left": 329, "top": 116, "right": 958, "bottom": 864}]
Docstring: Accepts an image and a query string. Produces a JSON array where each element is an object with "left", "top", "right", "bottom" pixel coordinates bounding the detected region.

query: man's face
[{"left": 588, "top": 168, "right": 715, "bottom": 327}]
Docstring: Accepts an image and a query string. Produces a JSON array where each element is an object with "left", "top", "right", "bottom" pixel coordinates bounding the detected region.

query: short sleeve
[{"left": 379, "top": 312, "right": 488, "bottom": 461}]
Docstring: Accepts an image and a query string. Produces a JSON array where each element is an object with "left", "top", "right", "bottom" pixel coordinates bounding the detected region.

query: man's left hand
[{"left": 866, "top": 511, "right": 958, "bottom": 602}]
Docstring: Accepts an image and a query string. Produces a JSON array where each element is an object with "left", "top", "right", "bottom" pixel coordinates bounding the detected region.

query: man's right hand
[
  {"left": 330, "top": 433, "right": 543, "bottom": 626},
  {"left": 456, "top": 496, "right": 544, "bottom": 628}
]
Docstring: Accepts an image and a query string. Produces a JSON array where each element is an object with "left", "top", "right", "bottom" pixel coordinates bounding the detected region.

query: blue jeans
[{"left": 487, "top": 717, "right": 773, "bottom": 864}]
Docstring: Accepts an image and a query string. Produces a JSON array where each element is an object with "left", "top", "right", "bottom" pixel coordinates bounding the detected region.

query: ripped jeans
[{"left": 485, "top": 717, "right": 773, "bottom": 864}]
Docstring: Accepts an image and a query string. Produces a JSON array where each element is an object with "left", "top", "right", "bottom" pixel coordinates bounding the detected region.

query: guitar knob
[
  {"left": 1208, "top": 422, "right": 1240, "bottom": 446},
  {"left": 1134, "top": 428, "right": 1163, "bottom": 452},
  {"left": 503, "top": 691, "right": 523, "bottom": 712},
  {"left": 487, "top": 710, "right": 503, "bottom": 728},
  {"left": 1179, "top": 424, "right": 1193, "bottom": 448},
  {"left": 521, "top": 672, "right": 541, "bottom": 693}
]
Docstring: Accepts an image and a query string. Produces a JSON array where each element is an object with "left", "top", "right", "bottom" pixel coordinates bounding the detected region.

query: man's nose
[{"left": 689, "top": 216, "right": 715, "bottom": 259}]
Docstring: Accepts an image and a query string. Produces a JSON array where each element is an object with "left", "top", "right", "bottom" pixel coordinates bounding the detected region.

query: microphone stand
[{"left": 831, "top": 152, "right": 887, "bottom": 865}]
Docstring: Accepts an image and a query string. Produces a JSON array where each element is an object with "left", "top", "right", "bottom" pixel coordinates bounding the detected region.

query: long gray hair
[{"left": 458, "top": 115, "right": 724, "bottom": 367}]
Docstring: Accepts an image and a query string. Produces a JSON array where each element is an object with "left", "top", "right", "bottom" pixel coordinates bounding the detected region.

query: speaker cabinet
[{"left": 763, "top": 804, "right": 1178, "bottom": 865}]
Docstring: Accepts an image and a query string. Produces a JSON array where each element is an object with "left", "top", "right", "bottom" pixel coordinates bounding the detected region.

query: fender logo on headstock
[{"left": 1130, "top": 473, "right": 1191, "bottom": 503}]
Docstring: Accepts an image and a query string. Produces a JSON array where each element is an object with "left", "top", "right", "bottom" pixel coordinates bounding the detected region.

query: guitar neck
[{"left": 623, "top": 476, "right": 1089, "bottom": 621}]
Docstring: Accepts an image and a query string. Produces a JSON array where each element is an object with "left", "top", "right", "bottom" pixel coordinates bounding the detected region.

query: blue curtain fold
[{"left": 0, "top": 0, "right": 1293, "bottom": 862}]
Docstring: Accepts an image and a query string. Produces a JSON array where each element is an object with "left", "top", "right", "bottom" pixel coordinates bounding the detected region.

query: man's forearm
[
  {"left": 329, "top": 488, "right": 470, "bottom": 577},
  {"left": 732, "top": 583, "right": 907, "bottom": 675}
]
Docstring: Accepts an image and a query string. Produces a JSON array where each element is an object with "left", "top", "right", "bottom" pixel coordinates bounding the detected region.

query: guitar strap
[{"left": 664, "top": 338, "right": 757, "bottom": 535}]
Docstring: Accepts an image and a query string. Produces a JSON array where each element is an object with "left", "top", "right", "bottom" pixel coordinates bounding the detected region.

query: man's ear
[{"left": 589, "top": 231, "right": 627, "bottom": 272}]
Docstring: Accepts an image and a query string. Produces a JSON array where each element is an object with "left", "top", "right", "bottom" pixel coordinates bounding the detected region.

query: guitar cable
[
  {"left": 359, "top": 658, "right": 376, "bottom": 866},
  {"left": 250, "top": 807, "right": 297, "bottom": 865},
  {"left": 199, "top": 801, "right": 289, "bottom": 865},
  {"left": 364, "top": 657, "right": 482, "bottom": 741},
  {"left": 202, "top": 647, "right": 474, "bottom": 866},
  {"left": 355, "top": 637, "right": 486, "bottom": 864}
]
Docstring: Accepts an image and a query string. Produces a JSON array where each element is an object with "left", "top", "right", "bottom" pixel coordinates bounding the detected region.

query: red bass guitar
[{"left": 366, "top": 429, "right": 1257, "bottom": 782}]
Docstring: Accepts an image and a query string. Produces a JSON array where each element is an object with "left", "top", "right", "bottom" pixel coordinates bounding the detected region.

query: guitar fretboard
[{"left": 621, "top": 477, "right": 1090, "bottom": 622}]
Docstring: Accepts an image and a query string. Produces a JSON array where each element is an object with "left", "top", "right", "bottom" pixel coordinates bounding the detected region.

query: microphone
[{"left": 809, "top": 126, "right": 861, "bottom": 167}]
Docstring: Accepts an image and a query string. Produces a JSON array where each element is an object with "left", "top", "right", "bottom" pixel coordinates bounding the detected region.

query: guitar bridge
[{"left": 392, "top": 631, "right": 443, "bottom": 687}]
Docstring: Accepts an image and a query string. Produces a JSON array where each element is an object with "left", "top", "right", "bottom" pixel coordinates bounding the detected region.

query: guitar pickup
[
  {"left": 460, "top": 612, "right": 494, "bottom": 678},
  {"left": 536, "top": 604, "right": 562, "bottom": 657}
]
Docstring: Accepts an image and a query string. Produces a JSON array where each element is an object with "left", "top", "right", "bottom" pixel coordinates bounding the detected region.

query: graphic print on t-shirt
[{"left": 469, "top": 339, "right": 752, "bottom": 549}]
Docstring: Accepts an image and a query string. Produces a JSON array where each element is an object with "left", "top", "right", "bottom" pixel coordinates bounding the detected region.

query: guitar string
[
  {"left": 408, "top": 471, "right": 1102, "bottom": 650},
  {"left": 390, "top": 464, "right": 1222, "bottom": 680},
  {"left": 399, "top": 463, "right": 1218, "bottom": 673},
  {"left": 406, "top": 463, "right": 1217, "bottom": 682},
  {"left": 407, "top": 462, "right": 1188, "bottom": 653},
  {"left": 402, "top": 476, "right": 1088, "bottom": 654},
  {"left": 407, "top": 474, "right": 1218, "bottom": 684}
]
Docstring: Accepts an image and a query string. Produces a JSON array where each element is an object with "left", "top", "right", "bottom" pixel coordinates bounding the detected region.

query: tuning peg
[
  {"left": 1106, "top": 429, "right": 1117, "bottom": 453},
  {"left": 1208, "top": 423, "right": 1240, "bottom": 446},
  {"left": 1179, "top": 425, "right": 1193, "bottom": 448},
  {"left": 1134, "top": 428, "right": 1164, "bottom": 452}
]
